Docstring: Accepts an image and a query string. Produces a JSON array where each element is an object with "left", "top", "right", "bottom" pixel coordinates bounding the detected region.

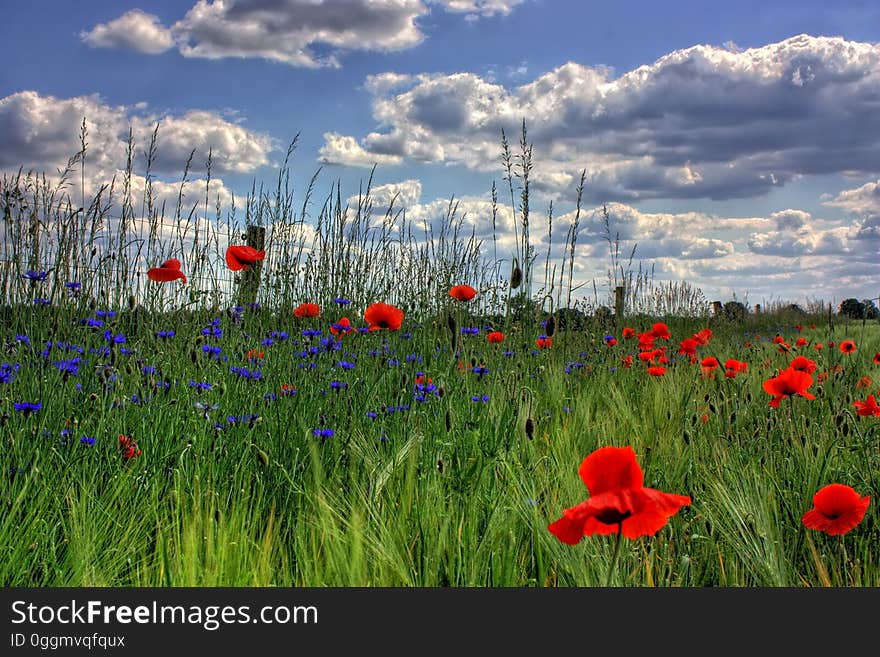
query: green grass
[{"left": 2, "top": 302, "right": 877, "bottom": 587}]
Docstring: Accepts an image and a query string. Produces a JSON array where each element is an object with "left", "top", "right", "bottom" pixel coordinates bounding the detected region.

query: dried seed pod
[{"left": 510, "top": 259, "right": 522, "bottom": 290}]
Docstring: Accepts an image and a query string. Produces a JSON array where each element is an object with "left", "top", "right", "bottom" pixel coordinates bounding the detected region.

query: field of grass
[
  {"left": 1, "top": 127, "right": 877, "bottom": 587},
  {"left": 1, "top": 297, "right": 877, "bottom": 586}
]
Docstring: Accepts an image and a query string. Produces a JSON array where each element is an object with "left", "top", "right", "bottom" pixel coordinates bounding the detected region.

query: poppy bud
[
  {"left": 525, "top": 417, "right": 535, "bottom": 440},
  {"left": 447, "top": 313, "right": 457, "bottom": 334},
  {"left": 510, "top": 260, "right": 522, "bottom": 289}
]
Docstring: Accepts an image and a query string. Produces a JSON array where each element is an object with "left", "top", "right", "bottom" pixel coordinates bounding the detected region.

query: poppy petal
[
  {"left": 577, "top": 446, "right": 643, "bottom": 495},
  {"left": 147, "top": 267, "right": 186, "bottom": 283},
  {"left": 547, "top": 512, "right": 588, "bottom": 545}
]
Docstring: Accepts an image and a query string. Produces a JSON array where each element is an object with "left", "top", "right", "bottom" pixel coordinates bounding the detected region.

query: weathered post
[
  {"left": 754, "top": 304, "right": 761, "bottom": 315},
  {"left": 712, "top": 300, "right": 723, "bottom": 317},
  {"left": 238, "top": 225, "right": 265, "bottom": 307},
  {"left": 614, "top": 286, "right": 625, "bottom": 320}
]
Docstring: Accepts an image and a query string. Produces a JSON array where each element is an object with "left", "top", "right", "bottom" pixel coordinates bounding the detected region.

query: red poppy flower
[
  {"left": 487, "top": 331, "right": 505, "bottom": 344},
  {"left": 605, "top": 337, "right": 618, "bottom": 347},
  {"left": 118, "top": 434, "right": 141, "bottom": 460},
  {"left": 536, "top": 336, "right": 553, "bottom": 349},
  {"left": 724, "top": 358, "right": 748, "bottom": 373},
  {"left": 772, "top": 335, "right": 786, "bottom": 344},
  {"left": 638, "top": 334, "right": 656, "bottom": 351},
  {"left": 293, "top": 302, "right": 321, "bottom": 318},
  {"left": 856, "top": 375, "right": 872, "bottom": 390},
  {"left": 364, "top": 302, "right": 404, "bottom": 331},
  {"left": 789, "top": 355, "right": 817, "bottom": 374},
  {"left": 330, "top": 317, "right": 353, "bottom": 337},
  {"left": 225, "top": 245, "right": 266, "bottom": 271},
  {"left": 449, "top": 284, "right": 477, "bottom": 301},
  {"left": 692, "top": 328, "right": 713, "bottom": 345},
  {"left": 813, "top": 343, "right": 824, "bottom": 351},
  {"left": 853, "top": 393, "right": 880, "bottom": 417},
  {"left": 650, "top": 322, "right": 670, "bottom": 340},
  {"left": 839, "top": 340, "right": 856, "bottom": 354},
  {"left": 795, "top": 324, "right": 804, "bottom": 333},
  {"left": 795, "top": 337, "right": 808, "bottom": 347},
  {"left": 647, "top": 366, "right": 666, "bottom": 377},
  {"left": 547, "top": 446, "right": 691, "bottom": 543},
  {"left": 677, "top": 338, "right": 698, "bottom": 357},
  {"left": 622, "top": 327, "right": 636, "bottom": 339},
  {"left": 762, "top": 367, "right": 816, "bottom": 408},
  {"left": 638, "top": 351, "right": 655, "bottom": 363},
  {"left": 700, "top": 357, "right": 719, "bottom": 370},
  {"left": 147, "top": 258, "right": 187, "bottom": 284},
  {"left": 246, "top": 349, "right": 264, "bottom": 360},
  {"left": 621, "top": 355, "right": 633, "bottom": 368},
  {"left": 802, "top": 483, "right": 870, "bottom": 536},
  {"left": 874, "top": 352, "right": 880, "bottom": 366}
]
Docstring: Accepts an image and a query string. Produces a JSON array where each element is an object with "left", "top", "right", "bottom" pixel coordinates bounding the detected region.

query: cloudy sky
[{"left": 2, "top": 0, "right": 879, "bottom": 309}]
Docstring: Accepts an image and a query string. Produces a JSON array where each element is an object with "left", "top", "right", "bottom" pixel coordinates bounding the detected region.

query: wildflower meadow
[{"left": 1, "top": 130, "right": 877, "bottom": 588}]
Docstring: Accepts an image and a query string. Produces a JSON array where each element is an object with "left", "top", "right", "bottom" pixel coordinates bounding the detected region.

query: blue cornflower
[
  {"left": 14, "top": 401, "right": 42, "bottom": 415},
  {"left": 471, "top": 394, "right": 491, "bottom": 402},
  {"left": 33, "top": 298, "right": 51, "bottom": 306},
  {"left": 472, "top": 366, "right": 490, "bottom": 376},
  {"left": 80, "top": 436, "right": 96, "bottom": 446},
  {"left": 333, "top": 297, "right": 351, "bottom": 306},
  {"left": 157, "top": 329, "right": 175, "bottom": 339},
  {"left": 365, "top": 411, "right": 378, "bottom": 419},
  {"left": 230, "top": 367, "right": 262, "bottom": 381},
  {"left": 329, "top": 380, "right": 348, "bottom": 390},
  {"left": 81, "top": 318, "right": 104, "bottom": 328},
  {"left": 336, "top": 360, "right": 356, "bottom": 370},
  {"left": 313, "top": 428, "right": 335, "bottom": 438},
  {"left": 16, "top": 335, "right": 30, "bottom": 346},
  {"left": 95, "top": 310, "right": 116, "bottom": 318},
  {"left": 319, "top": 337, "right": 340, "bottom": 352},
  {"left": 52, "top": 357, "right": 81, "bottom": 376},
  {"left": 65, "top": 281, "right": 81, "bottom": 293},
  {"left": 142, "top": 365, "right": 158, "bottom": 376},
  {"left": 269, "top": 330, "right": 289, "bottom": 341},
  {"left": 460, "top": 327, "right": 480, "bottom": 335},
  {"left": 405, "top": 354, "right": 423, "bottom": 363},
  {"left": 188, "top": 380, "right": 213, "bottom": 391},
  {"left": 23, "top": 270, "right": 48, "bottom": 282},
  {"left": 260, "top": 337, "right": 275, "bottom": 347},
  {"left": 1, "top": 363, "right": 21, "bottom": 384}
]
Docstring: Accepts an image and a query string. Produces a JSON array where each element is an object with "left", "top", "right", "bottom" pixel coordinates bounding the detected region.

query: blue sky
[{"left": 2, "top": 0, "right": 879, "bottom": 309}]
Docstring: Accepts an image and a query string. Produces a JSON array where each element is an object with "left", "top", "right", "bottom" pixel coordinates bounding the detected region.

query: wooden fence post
[
  {"left": 712, "top": 300, "right": 723, "bottom": 317},
  {"left": 238, "top": 225, "right": 265, "bottom": 307},
  {"left": 614, "top": 286, "right": 625, "bottom": 320}
]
